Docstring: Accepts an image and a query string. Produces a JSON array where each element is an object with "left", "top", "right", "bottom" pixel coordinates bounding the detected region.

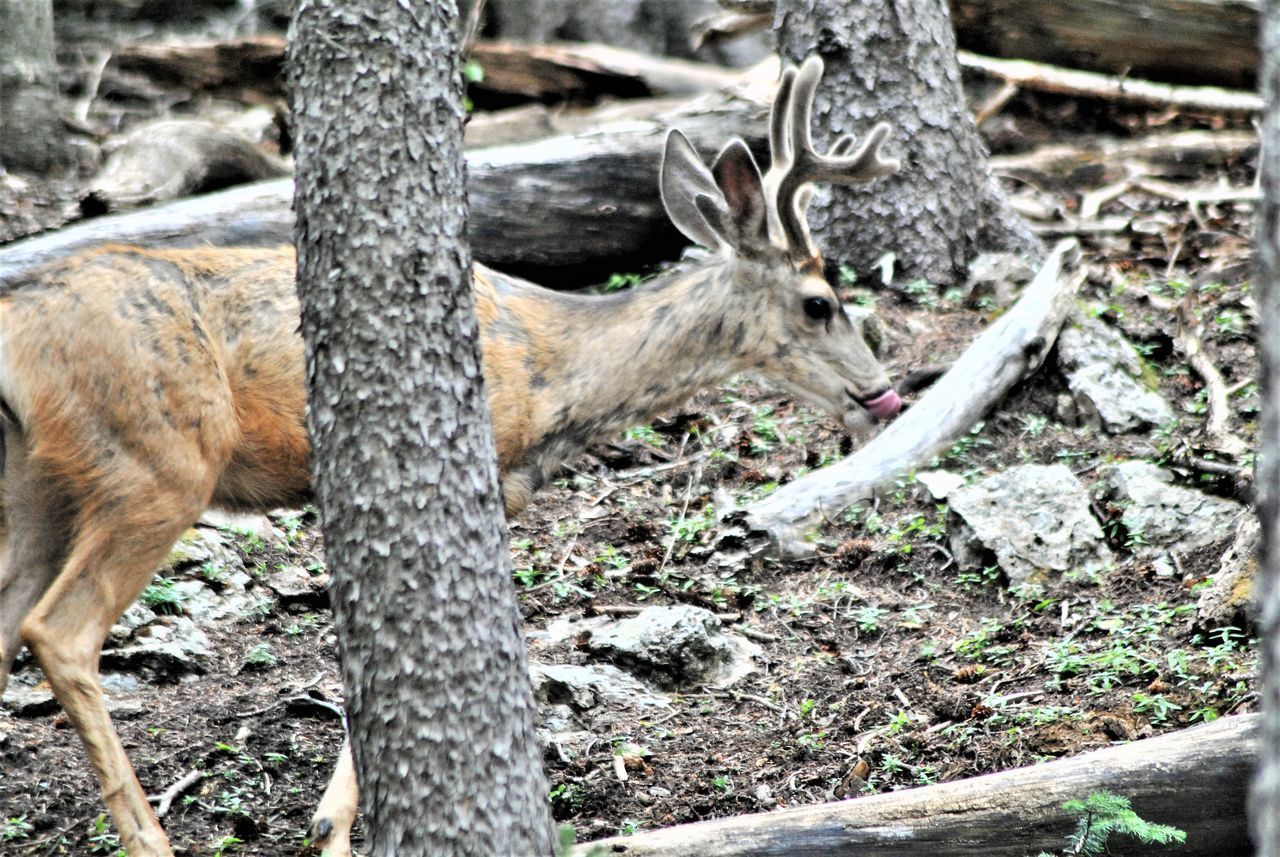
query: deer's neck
[{"left": 500, "top": 259, "right": 752, "bottom": 482}]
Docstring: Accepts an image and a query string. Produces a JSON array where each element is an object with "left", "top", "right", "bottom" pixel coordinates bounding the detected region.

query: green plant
[
  {"left": 624, "top": 424, "right": 665, "bottom": 446},
  {"left": 245, "top": 643, "right": 277, "bottom": 667},
  {"left": 603, "top": 271, "right": 646, "bottom": 293},
  {"left": 903, "top": 278, "right": 937, "bottom": 308},
  {"left": 1033, "top": 791, "right": 1185, "bottom": 856},
  {"left": 855, "top": 605, "right": 887, "bottom": 633},
  {"left": 140, "top": 576, "right": 186, "bottom": 615},
  {"left": 87, "top": 814, "right": 123, "bottom": 855},
  {"left": 3, "top": 815, "right": 33, "bottom": 841},
  {"left": 549, "top": 782, "right": 584, "bottom": 814},
  {"left": 712, "top": 774, "right": 731, "bottom": 792},
  {"left": 668, "top": 504, "right": 715, "bottom": 543},
  {"left": 212, "top": 834, "right": 244, "bottom": 856}
]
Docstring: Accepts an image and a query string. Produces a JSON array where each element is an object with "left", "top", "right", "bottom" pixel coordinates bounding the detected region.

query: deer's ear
[
  {"left": 710, "top": 140, "right": 768, "bottom": 251},
  {"left": 660, "top": 130, "right": 725, "bottom": 249}
]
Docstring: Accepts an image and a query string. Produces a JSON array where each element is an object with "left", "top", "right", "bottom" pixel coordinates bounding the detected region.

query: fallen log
[
  {"left": 959, "top": 51, "right": 1262, "bottom": 115},
  {"left": 106, "top": 36, "right": 745, "bottom": 108},
  {"left": 83, "top": 118, "right": 290, "bottom": 214},
  {"left": 951, "top": 0, "right": 1259, "bottom": 90},
  {"left": 574, "top": 713, "right": 1257, "bottom": 856},
  {"left": 989, "top": 130, "right": 1259, "bottom": 181},
  {"left": 0, "top": 95, "right": 770, "bottom": 284},
  {"left": 742, "top": 240, "right": 1083, "bottom": 559}
]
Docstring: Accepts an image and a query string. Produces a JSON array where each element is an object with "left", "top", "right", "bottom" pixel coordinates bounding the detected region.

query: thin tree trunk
[
  {"left": 0, "top": 0, "right": 66, "bottom": 172},
  {"left": 289, "top": 1, "right": 556, "bottom": 854},
  {"left": 775, "top": 0, "right": 1039, "bottom": 286},
  {"left": 1250, "top": 2, "right": 1280, "bottom": 852}
]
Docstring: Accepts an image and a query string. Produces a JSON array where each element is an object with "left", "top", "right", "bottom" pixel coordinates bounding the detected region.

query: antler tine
[
  {"left": 769, "top": 65, "right": 799, "bottom": 170},
  {"left": 786, "top": 56, "right": 823, "bottom": 170},
  {"left": 771, "top": 55, "right": 900, "bottom": 257}
]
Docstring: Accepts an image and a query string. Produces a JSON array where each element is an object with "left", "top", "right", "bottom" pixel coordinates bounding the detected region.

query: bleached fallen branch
[
  {"left": 742, "top": 240, "right": 1084, "bottom": 559},
  {"left": 575, "top": 714, "right": 1256, "bottom": 857},
  {"left": 1175, "top": 300, "right": 1251, "bottom": 456},
  {"left": 990, "top": 130, "right": 1258, "bottom": 178},
  {"left": 958, "top": 51, "right": 1262, "bottom": 114}
]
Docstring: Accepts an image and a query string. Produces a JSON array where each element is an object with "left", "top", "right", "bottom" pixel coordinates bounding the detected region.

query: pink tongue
[{"left": 863, "top": 389, "right": 902, "bottom": 421}]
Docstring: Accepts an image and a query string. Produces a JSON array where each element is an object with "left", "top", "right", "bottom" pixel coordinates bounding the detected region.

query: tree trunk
[
  {"left": 289, "top": 1, "right": 556, "bottom": 854},
  {"left": 775, "top": 0, "right": 1039, "bottom": 286},
  {"left": 0, "top": 0, "right": 65, "bottom": 173},
  {"left": 1251, "top": 2, "right": 1280, "bottom": 853}
]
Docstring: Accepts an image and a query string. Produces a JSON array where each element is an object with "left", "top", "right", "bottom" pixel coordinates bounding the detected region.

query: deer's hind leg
[
  {"left": 15, "top": 392, "right": 235, "bottom": 857},
  {"left": 0, "top": 420, "right": 72, "bottom": 691}
]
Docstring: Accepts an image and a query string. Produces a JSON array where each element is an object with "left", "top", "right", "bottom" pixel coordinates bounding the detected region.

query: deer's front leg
[{"left": 310, "top": 738, "right": 358, "bottom": 856}]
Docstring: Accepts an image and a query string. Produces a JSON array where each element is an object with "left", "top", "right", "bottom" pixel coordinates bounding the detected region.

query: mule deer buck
[{"left": 0, "top": 56, "right": 899, "bottom": 855}]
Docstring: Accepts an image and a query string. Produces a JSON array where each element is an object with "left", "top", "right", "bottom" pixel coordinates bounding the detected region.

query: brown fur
[{"left": 0, "top": 56, "right": 901, "bottom": 857}]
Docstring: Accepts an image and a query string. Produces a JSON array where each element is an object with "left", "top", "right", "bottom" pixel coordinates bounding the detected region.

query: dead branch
[
  {"left": 991, "top": 130, "right": 1258, "bottom": 179},
  {"left": 958, "top": 51, "right": 1262, "bottom": 114},
  {"left": 1175, "top": 299, "right": 1251, "bottom": 456},
  {"left": 148, "top": 769, "right": 206, "bottom": 818},
  {"left": 84, "top": 119, "right": 289, "bottom": 214},
  {"left": 742, "top": 241, "right": 1084, "bottom": 559},
  {"left": 575, "top": 713, "right": 1256, "bottom": 857}
]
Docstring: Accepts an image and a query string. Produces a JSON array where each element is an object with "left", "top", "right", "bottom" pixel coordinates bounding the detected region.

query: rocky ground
[{"left": 0, "top": 20, "right": 1264, "bottom": 857}]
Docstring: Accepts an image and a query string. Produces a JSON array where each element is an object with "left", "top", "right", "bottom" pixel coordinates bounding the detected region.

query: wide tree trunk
[
  {"left": 289, "top": 1, "right": 556, "bottom": 854},
  {"left": 0, "top": 0, "right": 66, "bottom": 173},
  {"left": 775, "top": 0, "right": 1039, "bottom": 286},
  {"left": 1251, "top": 2, "right": 1280, "bottom": 852}
]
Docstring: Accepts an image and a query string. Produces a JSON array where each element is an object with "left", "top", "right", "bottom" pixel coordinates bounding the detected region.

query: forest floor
[{"left": 0, "top": 21, "right": 1263, "bottom": 857}]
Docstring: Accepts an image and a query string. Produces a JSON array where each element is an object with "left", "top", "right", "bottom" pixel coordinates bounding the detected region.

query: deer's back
[{"left": 0, "top": 245, "right": 555, "bottom": 515}]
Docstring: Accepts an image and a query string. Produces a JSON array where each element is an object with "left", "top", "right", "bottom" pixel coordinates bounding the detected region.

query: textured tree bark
[
  {"left": 775, "top": 0, "right": 1039, "bottom": 286},
  {"left": 1250, "top": 3, "right": 1280, "bottom": 852},
  {"left": 289, "top": 1, "right": 556, "bottom": 854},
  {"left": 0, "top": 0, "right": 66, "bottom": 173}
]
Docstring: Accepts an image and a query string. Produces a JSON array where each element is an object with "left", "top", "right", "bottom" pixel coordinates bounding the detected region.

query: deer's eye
[{"left": 803, "top": 296, "right": 833, "bottom": 321}]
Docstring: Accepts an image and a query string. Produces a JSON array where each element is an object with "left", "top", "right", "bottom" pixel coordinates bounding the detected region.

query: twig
[
  {"left": 1078, "top": 179, "right": 1132, "bottom": 220},
  {"left": 610, "top": 450, "right": 711, "bottom": 485},
  {"left": 959, "top": 50, "right": 1262, "bottom": 114},
  {"left": 1132, "top": 176, "right": 1260, "bottom": 228},
  {"left": 1175, "top": 299, "right": 1249, "bottom": 455},
  {"left": 74, "top": 48, "right": 114, "bottom": 125},
  {"left": 973, "top": 81, "right": 1019, "bottom": 127},
  {"left": 149, "top": 769, "right": 206, "bottom": 817},
  {"left": 657, "top": 462, "right": 704, "bottom": 577}
]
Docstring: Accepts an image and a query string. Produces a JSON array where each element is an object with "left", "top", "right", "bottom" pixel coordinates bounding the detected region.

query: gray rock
[
  {"left": 1096, "top": 460, "right": 1246, "bottom": 556},
  {"left": 1055, "top": 313, "right": 1172, "bottom": 433},
  {"left": 102, "top": 617, "right": 212, "bottom": 677},
  {"left": 916, "top": 469, "right": 966, "bottom": 501},
  {"left": 529, "top": 662, "right": 669, "bottom": 711},
  {"left": 1195, "top": 517, "right": 1259, "bottom": 632},
  {"left": 963, "top": 252, "right": 1035, "bottom": 309},
  {"left": 1057, "top": 313, "right": 1144, "bottom": 376},
  {"left": 198, "top": 509, "right": 283, "bottom": 546},
  {"left": 0, "top": 684, "right": 57, "bottom": 717},
  {"left": 588, "top": 605, "right": 760, "bottom": 688},
  {"left": 265, "top": 565, "right": 329, "bottom": 607},
  {"left": 1065, "top": 364, "right": 1173, "bottom": 432},
  {"left": 949, "top": 464, "right": 1113, "bottom": 583}
]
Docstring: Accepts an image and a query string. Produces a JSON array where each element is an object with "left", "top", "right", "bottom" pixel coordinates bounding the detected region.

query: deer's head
[{"left": 659, "top": 56, "right": 902, "bottom": 434}]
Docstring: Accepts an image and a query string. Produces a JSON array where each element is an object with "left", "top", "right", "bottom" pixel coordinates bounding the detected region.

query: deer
[{"left": 0, "top": 56, "right": 899, "bottom": 856}]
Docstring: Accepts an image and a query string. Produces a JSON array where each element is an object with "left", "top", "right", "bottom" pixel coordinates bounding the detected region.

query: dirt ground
[{"left": 0, "top": 17, "right": 1263, "bottom": 857}]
